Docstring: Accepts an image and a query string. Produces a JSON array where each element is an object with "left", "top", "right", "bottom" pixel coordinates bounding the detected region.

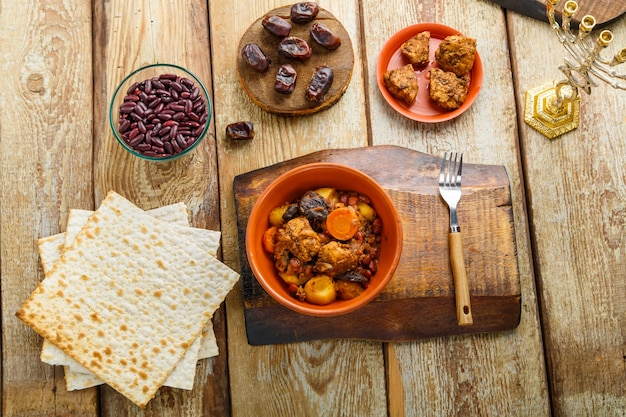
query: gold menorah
[{"left": 524, "top": 0, "right": 626, "bottom": 139}]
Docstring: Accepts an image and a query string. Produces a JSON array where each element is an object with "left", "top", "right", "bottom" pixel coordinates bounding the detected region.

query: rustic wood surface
[
  {"left": 234, "top": 146, "right": 521, "bottom": 344},
  {"left": 0, "top": 1, "right": 624, "bottom": 417},
  {"left": 492, "top": 0, "right": 626, "bottom": 28}
]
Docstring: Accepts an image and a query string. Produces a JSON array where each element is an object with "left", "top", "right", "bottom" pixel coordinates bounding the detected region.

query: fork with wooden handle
[{"left": 438, "top": 152, "right": 473, "bottom": 326}]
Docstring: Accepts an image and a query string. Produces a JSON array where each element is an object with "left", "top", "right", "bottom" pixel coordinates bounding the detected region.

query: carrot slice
[
  {"left": 262, "top": 226, "right": 278, "bottom": 253},
  {"left": 326, "top": 207, "right": 359, "bottom": 240}
]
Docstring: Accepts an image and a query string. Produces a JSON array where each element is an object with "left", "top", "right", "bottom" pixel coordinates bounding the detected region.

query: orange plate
[{"left": 377, "top": 23, "right": 483, "bottom": 123}]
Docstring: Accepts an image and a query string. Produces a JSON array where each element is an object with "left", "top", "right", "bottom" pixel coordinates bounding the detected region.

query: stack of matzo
[{"left": 17, "top": 191, "right": 240, "bottom": 408}]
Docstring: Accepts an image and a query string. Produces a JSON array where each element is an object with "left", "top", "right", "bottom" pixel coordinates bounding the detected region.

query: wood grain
[
  {"left": 0, "top": 1, "right": 97, "bottom": 416},
  {"left": 211, "top": 0, "right": 390, "bottom": 415},
  {"left": 509, "top": 7, "right": 626, "bottom": 416},
  {"left": 234, "top": 146, "right": 520, "bottom": 344},
  {"left": 362, "top": 0, "right": 551, "bottom": 415},
  {"left": 491, "top": 0, "right": 626, "bottom": 28},
  {"left": 92, "top": 0, "right": 226, "bottom": 415},
  {"left": 237, "top": 5, "right": 354, "bottom": 115}
]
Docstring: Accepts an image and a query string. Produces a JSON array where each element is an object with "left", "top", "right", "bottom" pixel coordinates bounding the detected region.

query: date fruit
[
  {"left": 306, "top": 66, "right": 334, "bottom": 102},
  {"left": 310, "top": 22, "right": 342, "bottom": 50},
  {"left": 262, "top": 15, "right": 292, "bottom": 37},
  {"left": 275, "top": 64, "right": 297, "bottom": 94},
  {"left": 242, "top": 43, "right": 271, "bottom": 73},
  {"left": 290, "top": 2, "right": 320, "bottom": 23},
  {"left": 226, "top": 121, "right": 255, "bottom": 140},
  {"left": 278, "top": 36, "right": 312, "bottom": 62}
]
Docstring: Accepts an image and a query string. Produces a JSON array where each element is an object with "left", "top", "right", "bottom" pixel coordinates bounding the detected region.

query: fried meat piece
[
  {"left": 434, "top": 35, "right": 477, "bottom": 76},
  {"left": 383, "top": 64, "right": 418, "bottom": 105},
  {"left": 314, "top": 241, "right": 359, "bottom": 277},
  {"left": 274, "top": 217, "right": 321, "bottom": 268},
  {"left": 428, "top": 68, "right": 470, "bottom": 110},
  {"left": 401, "top": 31, "right": 430, "bottom": 68}
]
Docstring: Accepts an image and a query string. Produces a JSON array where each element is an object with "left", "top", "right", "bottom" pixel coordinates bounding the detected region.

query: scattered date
[
  {"left": 310, "top": 22, "right": 342, "bottom": 50},
  {"left": 278, "top": 36, "right": 312, "bottom": 62},
  {"left": 226, "top": 121, "right": 255, "bottom": 140},
  {"left": 242, "top": 43, "right": 271, "bottom": 73},
  {"left": 275, "top": 64, "right": 297, "bottom": 94},
  {"left": 306, "top": 66, "right": 334, "bottom": 102},
  {"left": 262, "top": 15, "right": 292, "bottom": 37},
  {"left": 290, "top": 2, "right": 319, "bottom": 23}
]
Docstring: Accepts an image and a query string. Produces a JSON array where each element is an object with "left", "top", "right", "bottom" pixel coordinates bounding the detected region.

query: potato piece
[
  {"left": 336, "top": 280, "right": 365, "bottom": 300},
  {"left": 303, "top": 275, "right": 337, "bottom": 305},
  {"left": 356, "top": 202, "right": 376, "bottom": 222},
  {"left": 314, "top": 187, "right": 339, "bottom": 206},
  {"left": 269, "top": 203, "right": 290, "bottom": 226},
  {"left": 279, "top": 271, "right": 308, "bottom": 286}
]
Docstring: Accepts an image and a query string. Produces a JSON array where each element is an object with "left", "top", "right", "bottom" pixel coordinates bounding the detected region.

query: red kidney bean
[
  {"left": 169, "top": 124, "right": 178, "bottom": 139},
  {"left": 151, "top": 136, "right": 164, "bottom": 147},
  {"left": 127, "top": 82, "right": 140, "bottom": 95},
  {"left": 193, "top": 124, "right": 205, "bottom": 136},
  {"left": 176, "top": 134, "right": 187, "bottom": 149},
  {"left": 119, "top": 119, "right": 131, "bottom": 133},
  {"left": 120, "top": 103, "right": 135, "bottom": 114},
  {"left": 128, "top": 134, "right": 143, "bottom": 147}
]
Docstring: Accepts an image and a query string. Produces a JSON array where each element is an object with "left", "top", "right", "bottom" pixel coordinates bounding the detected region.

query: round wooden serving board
[{"left": 236, "top": 5, "right": 354, "bottom": 116}]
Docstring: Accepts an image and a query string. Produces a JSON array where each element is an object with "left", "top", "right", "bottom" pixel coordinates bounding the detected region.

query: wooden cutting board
[
  {"left": 234, "top": 146, "right": 521, "bottom": 345},
  {"left": 492, "top": 0, "right": 626, "bottom": 28}
]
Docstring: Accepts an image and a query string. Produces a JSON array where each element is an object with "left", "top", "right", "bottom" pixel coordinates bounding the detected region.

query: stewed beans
[{"left": 118, "top": 73, "right": 208, "bottom": 158}]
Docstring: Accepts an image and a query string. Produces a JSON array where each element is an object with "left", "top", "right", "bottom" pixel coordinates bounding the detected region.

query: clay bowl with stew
[
  {"left": 246, "top": 163, "right": 403, "bottom": 317},
  {"left": 109, "top": 63, "right": 211, "bottom": 162}
]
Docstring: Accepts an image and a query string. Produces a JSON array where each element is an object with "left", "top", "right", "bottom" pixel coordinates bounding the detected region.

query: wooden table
[{"left": 1, "top": 0, "right": 624, "bottom": 416}]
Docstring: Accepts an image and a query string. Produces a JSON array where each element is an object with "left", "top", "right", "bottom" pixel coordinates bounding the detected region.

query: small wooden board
[
  {"left": 491, "top": 0, "right": 626, "bottom": 28},
  {"left": 236, "top": 5, "right": 354, "bottom": 116},
  {"left": 234, "top": 146, "right": 521, "bottom": 345}
]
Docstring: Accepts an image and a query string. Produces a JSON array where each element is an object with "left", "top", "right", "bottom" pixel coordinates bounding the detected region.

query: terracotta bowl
[{"left": 246, "top": 163, "right": 403, "bottom": 317}]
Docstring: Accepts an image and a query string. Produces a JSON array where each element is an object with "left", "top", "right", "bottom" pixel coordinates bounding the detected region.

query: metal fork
[{"left": 439, "top": 152, "right": 473, "bottom": 326}]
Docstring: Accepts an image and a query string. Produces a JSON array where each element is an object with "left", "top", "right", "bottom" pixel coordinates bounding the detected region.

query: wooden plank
[
  {"left": 210, "top": 0, "right": 390, "bottom": 415},
  {"left": 361, "top": 0, "right": 551, "bottom": 415},
  {"left": 491, "top": 0, "right": 626, "bottom": 29},
  {"left": 509, "top": 9, "right": 626, "bottom": 416},
  {"left": 0, "top": 0, "right": 98, "bottom": 416},
  {"left": 92, "top": 0, "right": 227, "bottom": 414},
  {"left": 234, "top": 146, "right": 521, "bottom": 345}
]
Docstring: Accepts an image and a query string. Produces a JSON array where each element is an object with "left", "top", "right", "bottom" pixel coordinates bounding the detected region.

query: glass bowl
[{"left": 109, "top": 63, "right": 212, "bottom": 162}]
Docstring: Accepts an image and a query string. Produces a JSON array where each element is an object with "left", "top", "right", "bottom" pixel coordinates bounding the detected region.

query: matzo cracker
[{"left": 18, "top": 191, "right": 239, "bottom": 407}]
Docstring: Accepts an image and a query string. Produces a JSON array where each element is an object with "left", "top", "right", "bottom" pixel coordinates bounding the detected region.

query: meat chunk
[
  {"left": 428, "top": 68, "right": 470, "bottom": 110},
  {"left": 383, "top": 64, "right": 418, "bottom": 106},
  {"left": 274, "top": 217, "right": 321, "bottom": 268},
  {"left": 401, "top": 31, "right": 430, "bottom": 68},
  {"left": 435, "top": 35, "right": 477, "bottom": 76},
  {"left": 314, "top": 241, "right": 359, "bottom": 277}
]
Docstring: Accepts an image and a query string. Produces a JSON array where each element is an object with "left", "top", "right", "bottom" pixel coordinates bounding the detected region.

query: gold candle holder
[{"left": 524, "top": 0, "right": 626, "bottom": 139}]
